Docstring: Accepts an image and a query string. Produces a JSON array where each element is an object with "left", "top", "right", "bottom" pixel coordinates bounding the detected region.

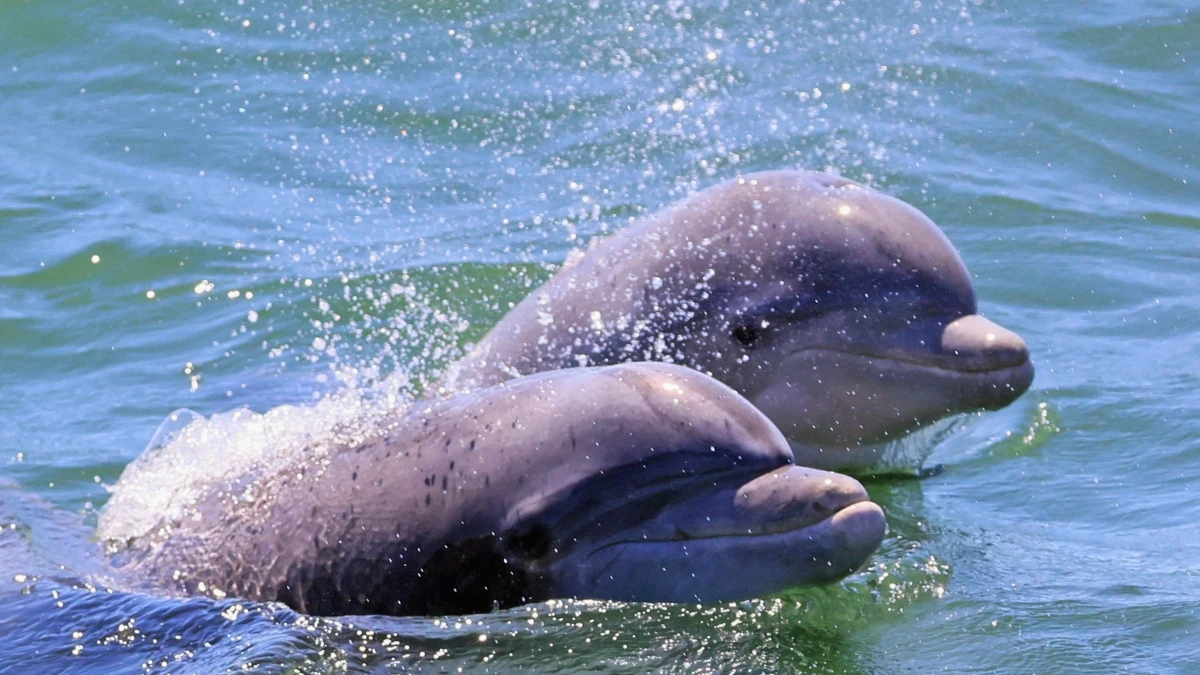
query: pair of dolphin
[{"left": 99, "top": 170, "right": 1033, "bottom": 617}]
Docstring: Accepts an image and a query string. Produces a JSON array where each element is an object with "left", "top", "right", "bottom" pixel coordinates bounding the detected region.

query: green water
[{"left": 1, "top": 0, "right": 1197, "bottom": 672}]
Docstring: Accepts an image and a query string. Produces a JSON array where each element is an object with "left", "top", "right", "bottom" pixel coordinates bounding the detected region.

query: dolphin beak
[
  {"left": 732, "top": 466, "right": 881, "bottom": 535},
  {"left": 941, "top": 314, "right": 1029, "bottom": 370},
  {"left": 733, "top": 466, "right": 887, "bottom": 578},
  {"left": 939, "top": 314, "right": 1034, "bottom": 406}
]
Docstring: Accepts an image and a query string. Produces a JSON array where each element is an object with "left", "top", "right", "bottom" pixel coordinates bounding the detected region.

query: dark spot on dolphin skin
[
  {"left": 352, "top": 472, "right": 358, "bottom": 481},
  {"left": 470, "top": 439, "right": 476, "bottom": 451},
  {"left": 504, "top": 524, "right": 554, "bottom": 560},
  {"left": 731, "top": 323, "right": 760, "bottom": 347},
  {"left": 485, "top": 475, "right": 490, "bottom": 488},
  {"left": 400, "top": 536, "right": 551, "bottom": 616},
  {"left": 441, "top": 475, "right": 448, "bottom": 491},
  {"left": 449, "top": 460, "right": 455, "bottom": 470},
  {"left": 425, "top": 494, "right": 431, "bottom": 506}
]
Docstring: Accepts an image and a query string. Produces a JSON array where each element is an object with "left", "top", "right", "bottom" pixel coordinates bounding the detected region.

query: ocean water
[{"left": 1, "top": 0, "right": 1197, "bottom": 672}]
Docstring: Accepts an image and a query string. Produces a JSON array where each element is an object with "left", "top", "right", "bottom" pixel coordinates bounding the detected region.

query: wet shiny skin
[
  {"left": 446, "top": 171, "right": 1034, "bottom": 472},
  {"left": 99, "top": 364, "right": 887, "bottom": 616}
]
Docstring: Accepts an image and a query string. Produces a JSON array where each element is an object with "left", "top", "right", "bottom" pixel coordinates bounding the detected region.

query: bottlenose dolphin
[
  {"left": 440, "top": 171, "right": 1034, "bottom": 473},
  {"left": 99, "top": 363, "right": 886, "bottom": 616}
]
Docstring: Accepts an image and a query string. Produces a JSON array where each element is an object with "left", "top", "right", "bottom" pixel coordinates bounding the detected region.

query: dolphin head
[
  {"left": 445, "top": 170, "right": 1033, "bottom": 473},
  {"left": 489, "top": 363, "right": 887, "bottom": 604},
  {"left": 641, "top": 171, "right": 1034, "bottom": 469}
]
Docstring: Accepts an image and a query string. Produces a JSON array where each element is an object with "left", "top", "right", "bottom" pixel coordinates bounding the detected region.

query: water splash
[
  {"left": 862, "top": 416, "right": 967, "bottom": 475},
  {"left": 988, "top": 401, "right": 1063, "bottom": 459},
  {"left": 96, "top": 379, "right": 416, "bottom": 548}
]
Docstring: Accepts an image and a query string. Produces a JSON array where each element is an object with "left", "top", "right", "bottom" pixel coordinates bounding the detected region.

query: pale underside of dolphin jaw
[
  {"left": 787, "top": 415, "right": 966, "bottom": 475},
  {"left": 541, "top": 465, "right": 886, "bottom": 604},
  {"left": 745, "top": 330, "right": 1034, "bottom": 470},
  {"left": 549, "top": 499, "right": 887, "bottom": 604}
]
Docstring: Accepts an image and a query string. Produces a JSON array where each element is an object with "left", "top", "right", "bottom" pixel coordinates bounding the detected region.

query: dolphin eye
[
  {"left": 505, "top": 524, "right": 553, "bottom": 560},
  {"left": 731, "top": 324, "right": 760, "bottom": 348}
]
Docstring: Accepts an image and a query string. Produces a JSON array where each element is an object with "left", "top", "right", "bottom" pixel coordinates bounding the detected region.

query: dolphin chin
[
  {"left": 567, "top": 502, "right": 886, "bottom": 604},
  {"left": 547, "top": 465, "right": 887, "bottom": 604},
  {"left": 749, "top": 345, "right": 1033, "bottom": 472}
]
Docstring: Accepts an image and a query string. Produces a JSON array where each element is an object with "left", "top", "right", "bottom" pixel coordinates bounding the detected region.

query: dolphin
[
  {"left": 99, "top": 363, "right": 886, "bottom": 616},
  {"left": 439, "top": 170, "right": 1034, "bottom": 473}
]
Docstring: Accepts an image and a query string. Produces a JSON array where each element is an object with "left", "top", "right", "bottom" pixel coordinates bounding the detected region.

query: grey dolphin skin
[
  {"left": 99, "top": 363, "right": 886, "bottom": 617},
  {"left": 440, "top": 170, "right": 1034, "bottom": 473}
]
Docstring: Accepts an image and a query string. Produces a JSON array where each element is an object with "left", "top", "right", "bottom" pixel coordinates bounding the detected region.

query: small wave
[{"left": 873, "top": 416, "right": 966, "bottom": 474}]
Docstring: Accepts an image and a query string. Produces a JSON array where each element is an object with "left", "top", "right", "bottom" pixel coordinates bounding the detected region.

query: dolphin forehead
[
  {"left": 493, "top": 363, "right": 794, "bottom": 527},
  {"left": 729, "top": 171, "right": 970, "bottom": 273},
  {"left": 502, "top": 362, "right": 791, "bottom": 465},
  {"left": 655, "top": 170, "right": 976, "bottom": 313}
]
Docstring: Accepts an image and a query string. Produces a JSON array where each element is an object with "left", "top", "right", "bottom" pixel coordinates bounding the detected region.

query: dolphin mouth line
[
  {"left": 532, "top": 460, "right": 778, "bottom": 552},
  {"left": 582, "top": 500, "right": 883, "bottom": 589},
  {"left": 593, "top": 492, "right": 868, "bottom": 551},
  {"left": 788, "top": 346, "right": 1031, "bottom": 376}
]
